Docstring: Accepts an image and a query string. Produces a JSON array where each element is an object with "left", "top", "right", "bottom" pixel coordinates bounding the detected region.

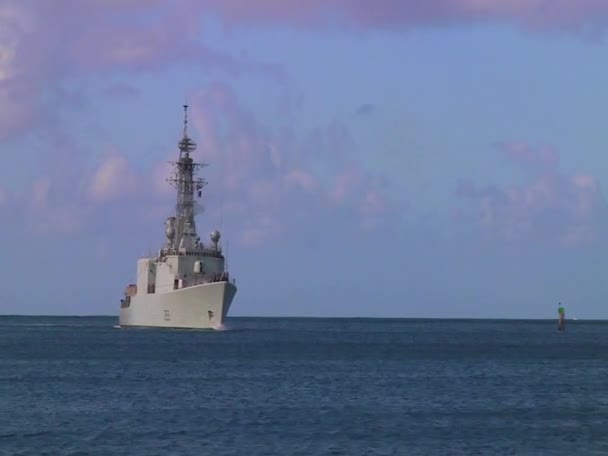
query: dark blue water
[{"left": 1, "top": 317, "right": 607, "bottom": 455}]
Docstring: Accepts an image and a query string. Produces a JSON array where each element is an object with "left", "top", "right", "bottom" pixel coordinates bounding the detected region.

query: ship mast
[{"left": 166, "top": 105, "right": 207, "bottom": 251}]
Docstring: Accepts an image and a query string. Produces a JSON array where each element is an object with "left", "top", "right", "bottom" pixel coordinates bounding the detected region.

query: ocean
[{"left": 1, "top": 316, "right": 607, "bottom": 455}]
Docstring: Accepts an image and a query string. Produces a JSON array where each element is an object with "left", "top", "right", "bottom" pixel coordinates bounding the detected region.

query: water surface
[{"left": 1, "top": 316, "right": 607, "bottom": 455}]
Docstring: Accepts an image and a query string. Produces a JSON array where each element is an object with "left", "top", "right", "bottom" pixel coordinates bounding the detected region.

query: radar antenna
[{"left": 166, "top": 105, "right": 208, "bottom": 251}]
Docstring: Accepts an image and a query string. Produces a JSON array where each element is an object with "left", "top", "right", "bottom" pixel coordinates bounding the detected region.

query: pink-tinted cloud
[
  {"left": 496, "top": 141, "right": 559, "bottom": 174},
  {"left": 88, "top": 153, "right": 140, "bottom": 203},
  {"left": 4, "top": 0, "right": 608, "bottom": 144},
  {"left": 457, "top": 143, "right": 607, "bottom": 249},
  {"left": 0, "top": 81, "right": 400, "bottom": 250},
  {"left": 0, "top": 0, "right": 281, "bottom": 142},
  {"left": 0, "top": 135, "right": 145, "bottom": 236},
  {"left": 186, "top": 82, "right": 400, "bottom": 246},
  {"left": 202, "top": 0, "right": 608, "bottom": 34},
  {"left": 17, "top": 177, "right": 85, "bottom": 235}
]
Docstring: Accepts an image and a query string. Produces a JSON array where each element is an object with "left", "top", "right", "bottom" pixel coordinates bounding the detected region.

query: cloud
[
  {"left": 88, "top": 153, "right": 139, "bottom": 203},
  {"left": 0, "top": 81, "right": 401, "bottom": 251},
  {"left": 13, "top": 177, "right": 85, "bottom": 235},
  {"left": 496, "top": 141, "right": 559, "bottom": 175},
  {"left": 284, "top": 169, "right": 318, "bottom": 193},
  {"left": 0, "top": 0, "right": 282, "bottom": 143},
  {"left": 457, "top": 143, "right": 607, "bottom": 249},
  {"left": 0, "top": 137, "right": 145, "bottom": 236},
  {"left": 4, "top": 1, "right": 607, "bottom": 145},
  {"left": 201, "top": 0, "right": 608, "bottom": 35},
  {"left": 0, "top": 3, "right": 23, "bottom": 82},
  {"left": 31, "top": 178, "right": 51, "bottom": 207},
  {"left": 186, "top": 82, "right": 401, "bottom": 246}
]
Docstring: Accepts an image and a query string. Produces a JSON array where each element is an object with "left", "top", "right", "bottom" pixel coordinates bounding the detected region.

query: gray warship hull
[{"left": 119, "top": 281, "right": 237, "bottom": 329}]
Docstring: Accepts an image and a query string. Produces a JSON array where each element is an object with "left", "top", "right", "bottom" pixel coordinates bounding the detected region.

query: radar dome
[
  {"left": 210, "top": 230, "right": 221, "bottom": 244},
  {"left": 165, "top": 217, "right": 176, "bottom": 239}
]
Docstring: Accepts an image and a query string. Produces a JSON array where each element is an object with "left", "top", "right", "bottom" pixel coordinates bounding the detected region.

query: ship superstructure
[{"left": 119, "top": 105, "right": 237, "bottom": 329}]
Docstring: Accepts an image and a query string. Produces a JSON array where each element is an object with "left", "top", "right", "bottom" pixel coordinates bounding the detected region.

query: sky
[{"left": 2, "top": 0, "right": 608, "bottom": 318}]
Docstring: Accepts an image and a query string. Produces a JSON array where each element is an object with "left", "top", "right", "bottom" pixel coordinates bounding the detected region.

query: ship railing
[
  {"left": 161, "top": 248, "right": 223, "bottom": 259},
  {"left": 178, "top": 272, "right": 234, "bottom": 289}
]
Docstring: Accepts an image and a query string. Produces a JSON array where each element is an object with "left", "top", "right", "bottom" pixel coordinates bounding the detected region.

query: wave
[{"left": 0, "top": 323, "right": 104, "bottom": 328}]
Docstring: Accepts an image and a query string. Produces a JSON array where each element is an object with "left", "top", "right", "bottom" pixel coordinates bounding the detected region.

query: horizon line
[{"left": 0, "top": 314, "right": 602, "bottom": 321}]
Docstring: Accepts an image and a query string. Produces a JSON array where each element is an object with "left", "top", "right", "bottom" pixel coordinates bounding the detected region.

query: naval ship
[{"left": 119, "top": 105, "right": 237, "bottom": 329}]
